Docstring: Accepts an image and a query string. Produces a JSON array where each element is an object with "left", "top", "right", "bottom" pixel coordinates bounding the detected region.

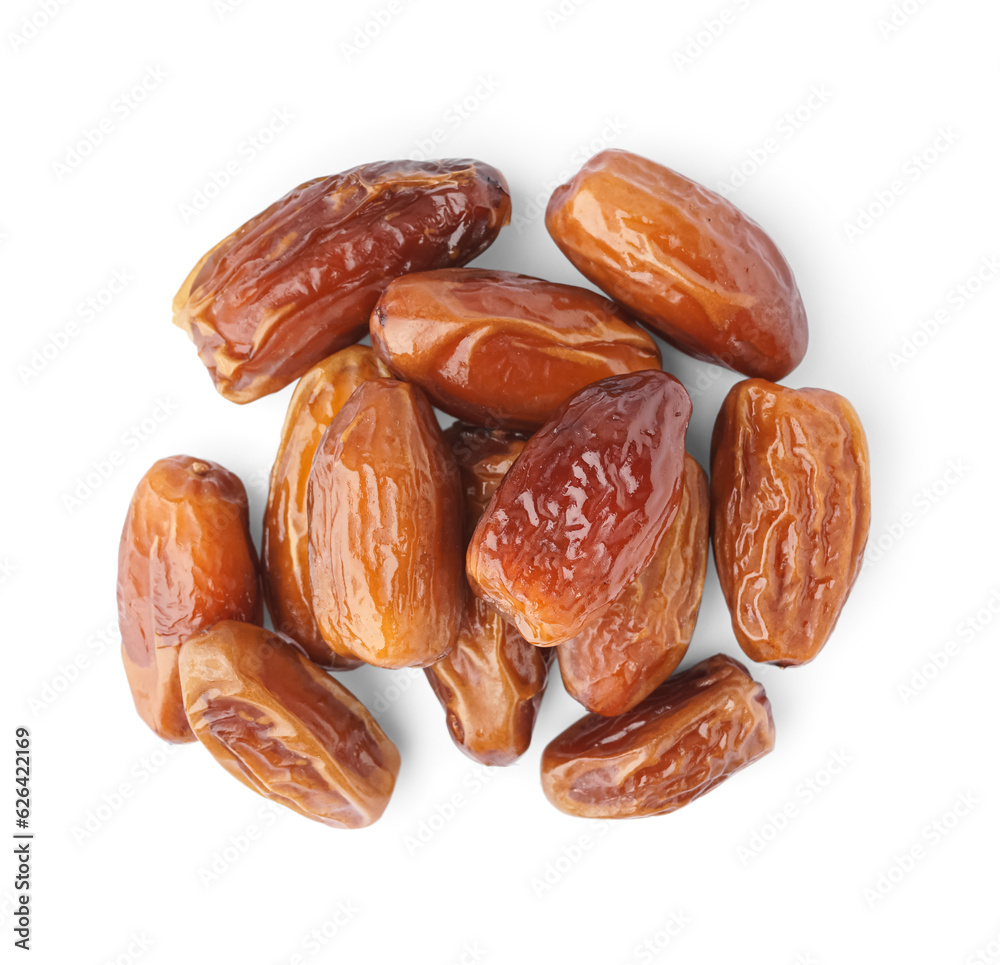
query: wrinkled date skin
[
  {"left": 262, "top": 347, "right": 389, "bottom": 669},
  {"left": 117, "top": 456, "right": 262, "bottom": 742},
  {"left": 425, "top": 425, "right": 553, "bottom": 765},
  {"left": 308, "top": 379, "right": 465, "bottom": 668},
  {"left": 541, "top": 654, "right": 775, "bottom": 818},
  {"left": 370, "top": 268, "right": 661, "bottom": 430},
  {"left": 467, "top": 370, "right": 692, "bottom": 646},
  {"left": 546, "top": 149, "right": 807, "bottom": 381},
  {"left": 173, "top": 159, "right": 511, "bottom": 403},
  {"left": 558, "top": 453, "right": 709, "bottom": 716},
  {"left": 178, "top": 621, "right": 399, "bottom": 829},
  {"left": 711, "top": 379, "right": 871, "bottom": 666}
]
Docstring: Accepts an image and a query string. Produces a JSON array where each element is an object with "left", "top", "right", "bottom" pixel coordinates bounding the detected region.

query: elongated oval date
[
  {"left": 541, "top": 654, "right": 774, "bottom": 818},
  {"left": 425, "top": 425, "right": 552, "bottom": 765},
  {"left": 558, "top": 453, "right": 709, "bottom": 716},
  {"left": 178, "top": 621, "right": 399, "bottom": 829},
  {"left": 173, "top": 159, "right": 511, "bottom": 403},
  {"left": 117, "top": 456, "right": 262, "bottom": 742},
  {"left": 262, "top": 347, "right": 389, "bottom": 669},
  {"left": 711, "top": 379, "right": 871, "bottom": 666},
  {"left": 546, "top": 149, "right": 807, "bottom": 381},
  {"left": 467, "top": 370, "right": 692, "bottom": 646},
  {"left": 309, "top": 379, "right": 464, "bottom": 668},
  {"left": 370, "top": 268, "right": 661, "bottom": 430}
]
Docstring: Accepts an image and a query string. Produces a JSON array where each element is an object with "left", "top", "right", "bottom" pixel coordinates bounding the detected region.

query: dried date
[
  {"left": 557, "top": 453, "right": 709, "bottom": 716},
  {"left": 467, "top": 370, "right": 692, "bottom": 646},
  {"left": 546, "top": 149, "right": 807, "bottom": 380},
  {"left": 117, "top": 456, "right": 262, "bottom": 742},
  {"left": 371, "top": 268, "right": 661, "bottom": 430},
  {"left": 173, "top": 159, "right": 511, "bottom": 402},
  {"left": 541, "top": 654, "right": 774, "bottom": 818},
  {"left": 711, "top": 378, "right": 871, "bottom": 666},
  {"left": 179, "top": 621, "right": 399, "bottom": 829},
  {"left": 308, "top": 379, "right": 465, "bottom": 668},
  {"left": 262, "top": 347, "right": 389, "bottom": 669}
]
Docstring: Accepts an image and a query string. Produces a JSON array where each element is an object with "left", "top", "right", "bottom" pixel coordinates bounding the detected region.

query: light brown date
[
  {"left": 173, "top": 159, "right": 511, "bottom": 403},
  {"left": 117, "top": 456, "right": 262, "bottom": 742},
  {"left": 425, "top": 425, "right": 552, "bottom": 765},
  {"left": 179, "top": 621, "right": 399, "bottom": 829},
  {"left": 370, "top": 268, "right": 661, "bottom": 430},
  {"left": 308, "top": 379, "right": 465, "bottom": 668},
  {"left": 467, "top": 370, "right": 692, "bottom": 646},
  {"left": 558, "top": 453, "right": 709, "bottom": 716},
  {"left": 711, "top": 379, "right": 871, "bottom": 666},
  {"left": 546, "top": 149, "right": 807, "bottom": 381},
  {"left": 541, "top": 654, "right": 775, "bottom": 818},
  {"left": 262, "top": 347, "right": 389, "bottom": 669}
]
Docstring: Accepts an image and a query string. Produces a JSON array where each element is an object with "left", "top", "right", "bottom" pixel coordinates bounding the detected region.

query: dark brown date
[
  {"left": 546, "top": 149, "right": 807, "bottom": 380},
  {"left": 179, "top": 621, "right": 399, "bottom": 829},
  {"left": 711, "top": 378, "right": 871, "bottom": 666},
  {"left": 370, "top": 268, "right": 661, "bottom": 430},
  {"left": 117, "top": 456, "right": 262, "bottom": 742},
  {"left": 425, "top": 425, "right": 552, "bottom": 765},
  {"left": 467, "top": 370, "right": 692, "bottom": 646},
  {"left": 308, "top": 379, "right": 465, "bottom": 668},
  {"left": 173, "top": 159, "right": 511, "bottom": 402},
  {"left": 558, "top": 453, "right": 709, "bottom": 716},
  {"left": 541, "top": 654, "right": 775, "bottom": 818},
  {"left": 262, "top": 347, "right": 389, "bottom": 669}
]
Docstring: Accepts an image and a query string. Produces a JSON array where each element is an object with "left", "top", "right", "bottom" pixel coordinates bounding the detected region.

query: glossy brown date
[
  {"left": 541, "top": 654, "right": 774, "bottom": 818},
  {"left": 558, "top": 453, "right": 709, "bottom": 716},
  {"left": 262, "top": 347, "right": 390, "bottom": 669},
  {"left": 467, "top": 370, "right": 692, "bottom": 646},
  {"left": 173, "top": 159, "right": 511, "bottom": 403},
  {"left": 178, "top": 621, "right": 399, "bottom": 829},
  {"left": 546, "top": 149, "right": 807, "bottom": 381},
  {"left": 370, "top": 268, "right": 661, "bottom": 430},
  {"left": 711, "top": 379, "right": 871, "bottom": 666},
  {"left": 425, "top": 425, "right": 552, "bottom": 765},
  {"left": 117, "top": 456, "right": 262, "bottom": 742},
  {"left": 308, "top": 379, "right": 465, "bottom": 668}
]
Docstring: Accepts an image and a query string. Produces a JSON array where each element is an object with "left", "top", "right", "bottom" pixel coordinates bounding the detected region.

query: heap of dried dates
[{"left": 116, "top": 150, "right": 871, "bottom": 828}]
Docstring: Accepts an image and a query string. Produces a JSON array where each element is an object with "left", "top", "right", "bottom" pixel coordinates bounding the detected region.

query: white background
[{"left": 2, "top": 0, "right": 998, "bottom": 962}]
